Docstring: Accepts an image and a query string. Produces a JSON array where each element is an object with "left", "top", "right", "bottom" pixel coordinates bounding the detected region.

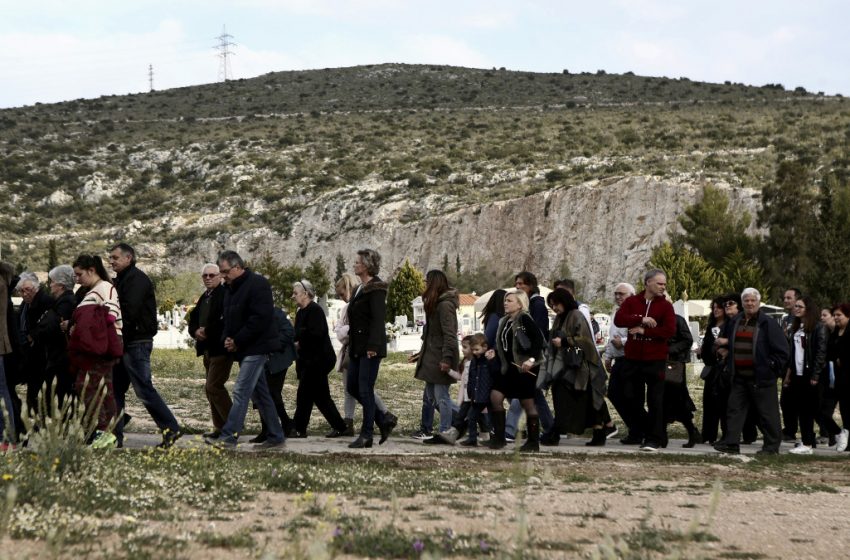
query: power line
[{"left": 214, "top": 25, "right": 236, "bottom": 82}]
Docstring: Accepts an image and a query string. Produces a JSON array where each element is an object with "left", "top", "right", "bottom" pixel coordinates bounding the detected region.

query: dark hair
[
  {"left": 514, "top": 271, "right": 539, "bottom": 294},
  {"left": 553, "top": 278, "right": 576, "bottom": 293},
  {"left": 707, "top": 296, "right": 727, "bottom": 329},
  {"left": 724, "top": 292, "right": 742, "bottom": 311},
  {"left": 72, "top": 254, "right": 111, "bottom": 282},
  {"left": 110, "top": 242, "right": 136, "bottom": 264},
  {"left": 218, "top": 250, "right": 245, "bottom": 269},
  {"left": 468, "top": 332, "right": 488, "bottom": 348},
  {"left": 786, "top": 287, "right": 803, "bottom": 300},
  {"left": 832, "top": 303, "right": 850, "bottom": 317},
  {"left": 422, "top": 269, "right": 450, "bottom": 315},
  {"left": 0, "top": 262, "right": 14, "bottom": 288},
  {"left": 480, "top": 288, "right": 506, "bottom": 325},
  {"left": 546, "top": 288, "right": 578, "bottom": 316},
  {"left": 792, "top": 295, "right": 820, "bottom": 333}
]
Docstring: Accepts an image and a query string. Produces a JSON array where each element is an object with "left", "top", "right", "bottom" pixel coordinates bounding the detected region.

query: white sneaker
[
  {"left": 836, "top": 429, "right": 849, "bottom": 452},
  {"left": 639, "top": 442, "right": 659, "bottom": 452},
  {"left": 789, "top": 443, "right": 813, "bottom": 455}
]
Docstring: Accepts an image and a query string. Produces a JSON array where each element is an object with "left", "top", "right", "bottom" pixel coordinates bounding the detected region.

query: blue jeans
[
  {"left": 346, "top": 355, "right": 385, "bottom": 439},
  {"left": 506, "top": 391, "right": 554, "bottom": 438},
  {"left": 419, "top": 387, "right": 435, "bottom": 434},
  {"left": 114, "top": 341, "right": 179, "bottom": 442},
  {"left": 221, "top": 354, "right": 283, "bottom": 444},
  {"left": 424, "top": 383, "right": 454, "bottom": 433},
  {"left": 0, "top": 358, "right": 15, "bottom": 442}
]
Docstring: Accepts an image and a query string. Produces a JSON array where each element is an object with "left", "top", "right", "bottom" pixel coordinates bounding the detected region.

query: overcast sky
[{"left": 1, "top": 0, "right": 847, "bottom": 109}]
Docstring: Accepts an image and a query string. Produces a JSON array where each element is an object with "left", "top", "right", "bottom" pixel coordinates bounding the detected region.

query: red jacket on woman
[{"left": 614, "top": 291, "right": 677, "bottom": 362}]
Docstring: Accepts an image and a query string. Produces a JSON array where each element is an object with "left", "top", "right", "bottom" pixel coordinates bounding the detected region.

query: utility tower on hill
[
  {"left": 214, "top": 25, "right": 236, "bottom": 82},
  {"left": 148, "top": 64, "right": 154, "bottom": 91}
]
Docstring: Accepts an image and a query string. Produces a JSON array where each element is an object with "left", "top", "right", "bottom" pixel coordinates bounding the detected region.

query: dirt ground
[{"left": 13, "top": 432, "right": 847, "bottom": 559}]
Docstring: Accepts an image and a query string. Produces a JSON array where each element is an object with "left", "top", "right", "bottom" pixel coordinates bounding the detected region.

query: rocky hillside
[{"left": 0, "top": 64, "right": 846, "bottom": 297}]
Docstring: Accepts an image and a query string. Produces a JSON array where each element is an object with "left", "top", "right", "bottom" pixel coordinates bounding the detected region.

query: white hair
[
  {"left": 615, "top": 282, "right": 636, "bottom": 296},
  {"left": 49, "top": 265, "right": 76, "bottom": 291},
  {"left": 201, "top": 262, "right": 219, "bottom": 274},
  {"left": 741, "top": 287, "right": 761, "bottom": 302},
  {"left": 15, "top": 271, "right": 39, "bottom": 291}
]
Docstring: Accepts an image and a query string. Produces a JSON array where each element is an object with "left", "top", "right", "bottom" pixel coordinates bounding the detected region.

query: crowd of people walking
[{"left": 1, "top": 246, "right": 848, "bottom": 457}]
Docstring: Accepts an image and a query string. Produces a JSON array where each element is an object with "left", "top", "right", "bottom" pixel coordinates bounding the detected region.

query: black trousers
[
  {"left": 293, "top": 369, "right": 346, "bottom": 434},
  {"left": 724, "top": 377, "right": 782, "bottom": 452},
  {"left": 701, "top": 370, "right": 727, "bottom": 443},
  {"left": 606, "top": 359, "right": 631, "bottom": 430},
  {"left": 620, "top": 358, "right": 665, "bottom": 445},
  {"left": 264, "top": 368, "right": 294, "bottom": 434},
  {"left": 780, "top": 383, "right": 799, "bottom": 438},
  {"left": 788, "top": 375, "right": 830, "bottom": 446},
  {"left": 836, "top": 374, "right": 850, "bottom": 429},
  {"left": 817, "top": 384, "right": 841, "bottom": 438}
]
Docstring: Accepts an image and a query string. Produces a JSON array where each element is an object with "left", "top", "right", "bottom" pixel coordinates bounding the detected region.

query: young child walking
[{"left": 429, "top": 333, "right": 497, "bottom": 446}]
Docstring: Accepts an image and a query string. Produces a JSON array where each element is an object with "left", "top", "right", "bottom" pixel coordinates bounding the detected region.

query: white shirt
[{"left": 793, "top": 328, "right": 805, "bottom": 376}]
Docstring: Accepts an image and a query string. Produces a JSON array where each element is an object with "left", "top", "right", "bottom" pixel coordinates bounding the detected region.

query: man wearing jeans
[
  {"left": 109, "top": 243, "right": 181, "bottom": 448},
  {"left": 204, "top": 250, "right": 284, "bottom": 449}
]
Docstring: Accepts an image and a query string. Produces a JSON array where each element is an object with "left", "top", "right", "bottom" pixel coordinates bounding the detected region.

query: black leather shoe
[
  {"left": 713, "top": 442, "right": 740, "bottom": 454},
  {"left": 248, "top": 433, "right": 268, "bottom": 444},
  {"left": 378, "top": 419, "right": 396, "bottom": 445},
  {"left": 348, "top": 436, "right": 373, "bottom": 449},
  {"left": 203, "top": 430, "right": 221, "bottom": 439},
  {"left": 291, "top": 431, "right": 308, "bottom": 439},
  {"left": 619, "top": 435, "right": 643, "bottom": 445},
  {"left": 326, "top": 428, "right": 346, "bottom": 438}
]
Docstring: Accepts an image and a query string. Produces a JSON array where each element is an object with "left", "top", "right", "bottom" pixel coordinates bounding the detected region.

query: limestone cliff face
[{"left": 169, "top": 175, "right": 760, "bottom": 299}]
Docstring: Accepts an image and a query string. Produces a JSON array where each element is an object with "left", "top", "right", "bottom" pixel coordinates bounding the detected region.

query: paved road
[{"left": 123, "top": 432, "right": 841, "bottom": 458}]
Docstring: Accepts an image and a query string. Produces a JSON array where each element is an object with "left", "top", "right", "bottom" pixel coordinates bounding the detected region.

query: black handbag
[
  {"left": 562, "top": 345, "right": 583, "bottom": 369},
  {"left": 665, "top": 361, "right": 685, "bottom": 384},
  {"left": 515, "top": 325, "right": 532, "bottom": 353}
]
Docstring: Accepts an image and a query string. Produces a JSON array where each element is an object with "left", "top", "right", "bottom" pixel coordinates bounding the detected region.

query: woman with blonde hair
[
  {"left": 334, "top": 272, "right": 396, "bottom": 436},
  {"left": 487, "top": 289, "right": 545, "bottom": 452}
]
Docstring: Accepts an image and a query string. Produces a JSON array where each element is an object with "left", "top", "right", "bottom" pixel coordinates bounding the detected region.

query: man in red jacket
[{"left": 613, "top": 269, "right": 676, "bottom": 451}]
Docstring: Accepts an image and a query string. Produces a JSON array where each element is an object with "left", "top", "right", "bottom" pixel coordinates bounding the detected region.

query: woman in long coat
[
  {"left": 414, "top": 270, "right": 460, "bottom": 440},
  {"left": 543, "top": 288, "right": 610, "bottom": 446},
  {"left": 291, "top": 280, "right": 348, "bottom": 438}
]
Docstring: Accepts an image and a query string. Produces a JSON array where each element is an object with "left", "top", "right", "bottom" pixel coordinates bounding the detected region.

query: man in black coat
[
  {"left": 188, "top": 263, "right": 233, "bottom": 439},
  {"left": 714, "top": 288, "right": 789, "bottom": 455},
  {"left": 110, "top": 243, "right": 181, "bottom": 448},
  {"left": 204, "top": 250, "right": 284, "bottom": 449}
]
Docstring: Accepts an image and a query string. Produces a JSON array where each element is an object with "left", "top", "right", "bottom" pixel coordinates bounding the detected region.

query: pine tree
[
  {"left": 47, "top": 239, "right": 58, "bottom": 270},
  {"left": 304, "top": 258, "right": 331, "bottom": 300},
  {"left": 719, "top": 248, "right": 771, "bottom": 297},
  {"left": 675, "top": 184, "right": 754, "bottom": 270},
  {"left": 252, "top": 252, "right": 302, "bottom": 312},
  {"left": 648, "top": 242, "right": 725, "bottom": 300},
  {"left": 334, "top": 253, "right": 346, "bottom": 282},
  {"left": 386, "top": 259, "right": 425, "bottom": 322}
]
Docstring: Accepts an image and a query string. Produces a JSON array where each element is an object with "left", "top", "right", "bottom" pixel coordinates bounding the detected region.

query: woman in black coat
[
  {"left": 785, "top": 295, "right": 832, "bottom": 454},
  {"left": 487, "top": 289, "right": 544, "bottom": 452},
  {"left": 345, "top": 249, "right": 394, "bottom": 448},
  {"left": 663, "top": 313, "right": 699, "bottom": 447},
  {"left": 291, "top": 280, "right": 347, "bottom": 438}
]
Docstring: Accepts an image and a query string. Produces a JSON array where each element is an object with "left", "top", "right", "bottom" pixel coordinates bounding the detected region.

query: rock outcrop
[{"left": 169, "top": 175, "right": 760, "bottom": 298}]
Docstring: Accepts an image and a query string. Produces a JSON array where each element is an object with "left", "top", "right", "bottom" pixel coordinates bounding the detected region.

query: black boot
[
  {"left": 683, "top": 420, "right": 701, "bottom": 448},
  {"left": 249, "top": 418, "right": 269, "bottom": 444},
  {"left": 585, "top": 428, "right": 606, "bottom": 447},
  {"left": 341, "top": 418, "right": 355, "bottom": 437},
  {"left": 520, "top": 415, "right": 540, "bottom": 453},
  {"left": 487, "top": 410, "right": 507, "bottom": 449}
]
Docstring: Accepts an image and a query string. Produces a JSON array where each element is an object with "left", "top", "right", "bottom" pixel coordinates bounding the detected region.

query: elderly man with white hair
[
  {"left": 603, "top": 282, "right": 635, "bottom": 438},
  {"left": 15, "top": 272, "right": 56, "bottom": 421},
  {"left": 188, "top": 262, "right": 233, "bottom": 439},
  {"left": 713, "top": 288, "right": 789, "bottom": 455}
]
